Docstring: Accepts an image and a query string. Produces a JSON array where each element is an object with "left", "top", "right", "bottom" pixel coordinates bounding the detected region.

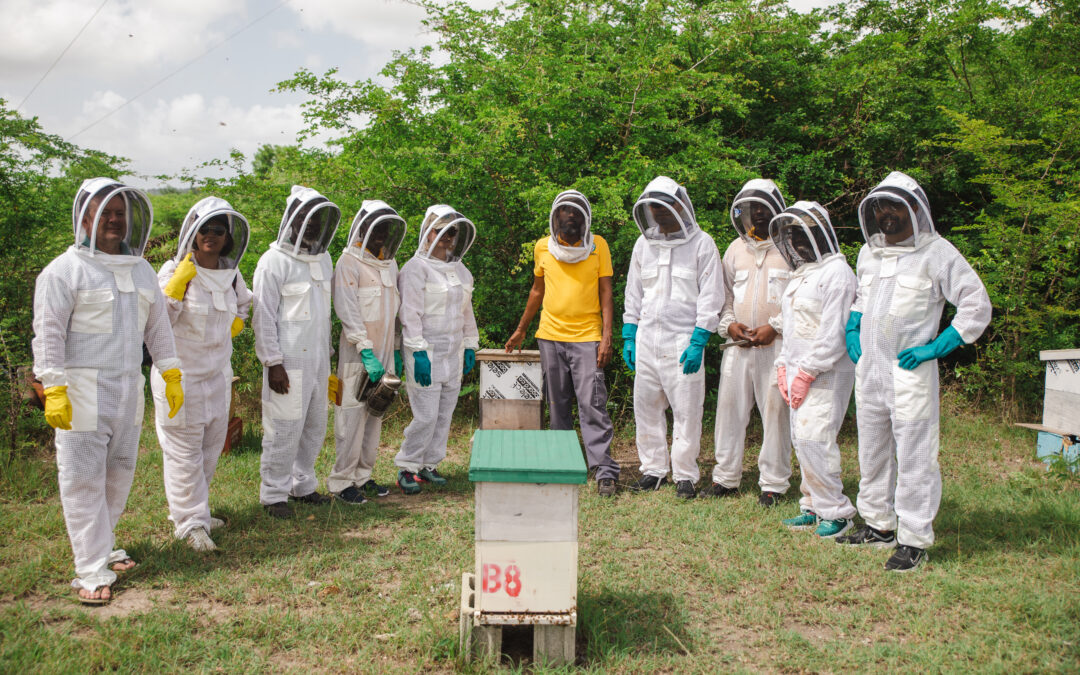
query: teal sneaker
[
  {"left": 397, "top": 470, "right": 422, "bottom": 495},
  {"left": 417, "top": 467, "right": 448, "bottom": 486},
  {"left": 782, "top": 510, "right": 818, "bottom": 531},
  {"left": 816, "top": 518, "right": 853, "bottom": 539}
]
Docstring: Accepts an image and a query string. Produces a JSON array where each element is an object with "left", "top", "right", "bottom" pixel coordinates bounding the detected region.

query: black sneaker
[
  {"left": 836, "top": 525, "right": 896, "bottom": 549},
  {"left": 675, "top": 480, "right": 696, "bottom": 500},
  {"left": 758, "top": 491, "right": 783, "bottom": 508},
  {"left": 289, "top": 491, "right": 332, "bottom": 505},
  {"left": 701, "top": 483, "right": 738, "bottom": 498},
  {"left": 359, "top": 480, "right": 390, "bottom": 498},
  {"left": 630, "top": 475, "right": 668, "bottom": 492},
  {"left": 597, "top": 478, "right": 617, "bottom": 497},
  {"left": 885, "top": 545, "right": 928, "bottom": 572},
  {"left": 336, "top": 485, "right": 368, "bottom": 505},
  {"left": 264, "top": 502, "right": 294, "bottom": 519}
]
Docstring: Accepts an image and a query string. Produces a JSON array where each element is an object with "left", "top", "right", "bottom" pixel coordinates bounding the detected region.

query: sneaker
[
  {"left": 186, "top": 527, "right": 216, "bottom": 552},
  {"left": 835, "top": 525, "right": 897, "bottom": 549},
  {"left": 359, "top": 480, "right": 390, "bottom": 498},
  {"left": 782, "top": 510, "right": 818, "bottom": 531},
  {"left": 597, "top": 478, "right": 617, "bottom": 497},
  {"left": 289, "top": 491, "right": 332, "bottom": 505},
  {"left": 208, "top": 517, "right": 226, "bottom": 530},
  {"left": 701, "top": 483, "right": 738, "bottom": 498},
  {"left": 885, "top": 545, "right": 928, "bottom": 572},
  {"left": 630, "top": 475, "right": 668, "bottom": 492},
  {"left": 336, "top": 485, "right": 368, "bottom": 505},
  {"left": 815, "top": 518, "right": 852, "bottom": 539},
  {"left": 417, "top": 467, "right": 448, "bottom": 486},
  {"left": 758, "top": 491, "right": 783, "bottom": 508},
  {"left": 675, "top": 480, "right": 697, "bottom": 500},
  {"left": 397, "top": 470, "right": 422, "bottom": 495},
  {"left": 264, "top": 501, "right": 294, "bottom": 519}
]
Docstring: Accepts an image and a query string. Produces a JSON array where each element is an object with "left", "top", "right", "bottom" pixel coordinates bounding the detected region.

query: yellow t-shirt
[{"left": 534, "top": 235, "right": 613, "bottom": 342}]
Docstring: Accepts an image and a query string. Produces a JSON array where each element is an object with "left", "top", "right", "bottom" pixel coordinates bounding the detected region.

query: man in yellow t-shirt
[{"left": 504, "top": 190, "right": 621, "bottom": 496}]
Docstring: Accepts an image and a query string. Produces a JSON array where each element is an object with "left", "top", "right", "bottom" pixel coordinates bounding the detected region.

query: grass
[{"left": 1, "top": 391, "right": 1078, "bottom": 673}]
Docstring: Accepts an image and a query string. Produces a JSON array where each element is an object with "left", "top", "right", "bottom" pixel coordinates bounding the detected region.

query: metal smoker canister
[{"left": 355, "top": 371, "right": 403, "bottom": 418}]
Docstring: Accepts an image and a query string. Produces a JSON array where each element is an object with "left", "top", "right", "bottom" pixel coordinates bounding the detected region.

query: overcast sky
[{"left": 2, "top": 0, "right": 829, "bottom": 189}]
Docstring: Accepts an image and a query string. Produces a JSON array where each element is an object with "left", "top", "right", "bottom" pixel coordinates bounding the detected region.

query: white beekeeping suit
[
  {"left": 329, "top": 200, "right": 406, "bottom": 499},
  {"left": 712, "top": 179, "right": 794, "bottom": 502},
  {"left": 152, "top": 197, "right": 252, "bottom": 549},
  {"left": 771, "top": 201, "right": 857, "bottom": 532},
  {"left": 253, "top": 186, "right": 340, "bottom": 509},
  {"left": 395, "top": 205, "right": 479, "bottom": 488},
  {"left": 623, "top": 176, "right": 723, "bottom": 494},
  {"left": 32, "top": 178, "right": 181, "bottom": 596},
  {"left": 848, "top": 172, "right": 990, "bottom": 560}
]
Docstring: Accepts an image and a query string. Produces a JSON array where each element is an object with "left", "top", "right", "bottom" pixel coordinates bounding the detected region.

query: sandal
[
  {"left": 109, "top": 558, "right": 137, "bottom": 573},
  {"left": 76, "top": 585, "right": 111, "bottom": 605}
]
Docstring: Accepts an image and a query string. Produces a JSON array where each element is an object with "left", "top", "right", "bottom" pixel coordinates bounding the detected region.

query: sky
[{"left": 1, "top": 0, "right": 830, "bottom": 189}]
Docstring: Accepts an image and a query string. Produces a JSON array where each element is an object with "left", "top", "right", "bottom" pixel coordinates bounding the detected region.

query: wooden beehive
[{"left": 476, "top": 349, "right": 543, "bottom": 430}]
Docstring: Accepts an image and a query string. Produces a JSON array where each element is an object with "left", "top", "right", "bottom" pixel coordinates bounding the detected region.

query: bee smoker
[{"left": 355, "top": 370, "right": 403, "bottom": 418}]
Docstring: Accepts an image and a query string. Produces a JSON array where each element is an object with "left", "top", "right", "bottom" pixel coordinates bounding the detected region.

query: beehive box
[
  {"left": 468, "top": 430, "right": 586, "bottom": 623},
  {"left": 1040, "top": 349, "right": 1080, "bottom": 436},
  {"left": 476, "top": 349, "right": 543, "bottom": 430}
]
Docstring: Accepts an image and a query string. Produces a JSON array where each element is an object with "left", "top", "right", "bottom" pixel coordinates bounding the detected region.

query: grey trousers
[{"left": 537, "top": 339, "right": 620, "bottom": 480}]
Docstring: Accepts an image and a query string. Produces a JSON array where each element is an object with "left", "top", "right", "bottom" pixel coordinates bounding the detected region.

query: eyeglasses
[{"left": 199, "top": 223, "right": 228, "bottom": 236}]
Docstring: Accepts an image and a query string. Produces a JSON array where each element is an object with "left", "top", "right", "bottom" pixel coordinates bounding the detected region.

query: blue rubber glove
[
  {"left": 679, "top": 327, "right": 712, "bottom": 374},
  {"left": 394, "top": 350, "right": 404, "bottom": 377},
  {"left": 360, "top": 348, "right": 385, "bottom": 383},
  {"left": 463, "top": 348, "right": 476, "bottom": 376},
  {"left": 412, "top": 351, "right": 432, "bottom": 387},
  {"left": 845, "top": 311, "right": 862, "bottom": 364},
  {"left": 897, "top": 325, "right": 965, "bottom": 370},
  {"left": 621, "top": 323, "right": 637, "bottom": 372}
]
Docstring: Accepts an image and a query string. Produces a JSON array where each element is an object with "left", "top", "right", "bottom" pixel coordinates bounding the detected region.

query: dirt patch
[{"left": 783, "top": 619, "right": 836, "bottom": 642}]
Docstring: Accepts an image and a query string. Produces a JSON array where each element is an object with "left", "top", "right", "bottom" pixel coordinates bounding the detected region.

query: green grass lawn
[{"left": 1, "top": 394, "right": 1078, "bottom": 673}]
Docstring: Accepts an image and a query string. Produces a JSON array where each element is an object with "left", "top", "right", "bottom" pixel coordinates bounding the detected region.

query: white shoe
[
  {"left": 186, "top": 527, "right": 216, "bottom": 552},
  {"left": 209, "top": 517, "right": 225, "bottom": 530}
]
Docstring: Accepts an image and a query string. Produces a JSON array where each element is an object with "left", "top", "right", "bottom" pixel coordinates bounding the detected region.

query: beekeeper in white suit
[
  {"left": 622, "top": 176, "right": 723, "bottom": 500},
  {"left": 253, "top": 186, "right": 340, "bottom": 519},
  {"left": 329, "top": 200, "right": 406, "bottom": 504},
  {"left": 769, "top": 201, "right": 857, "bottom": 539},
  {"left": 396, "top": 205, "right": 479, "bottom": 495},
  {"left": 33, "top": 178, "right": 183, "bottom": 604},
  {"left": 710, "top": 179, "right": 793, "bottom": 506},
  {"left": 839, "top": 171, "right": 991, "bottom": 572},
  {"left": 153, "top": 197, "right": 252, "bottom": 551}
]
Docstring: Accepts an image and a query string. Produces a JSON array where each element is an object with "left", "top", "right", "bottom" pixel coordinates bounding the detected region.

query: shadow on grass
[
  {"left": 577, "top": 588, "right": 691, "bottom": 664},
  {"left": 932, "top": 495, "right": 1080, "bottom": 562}
]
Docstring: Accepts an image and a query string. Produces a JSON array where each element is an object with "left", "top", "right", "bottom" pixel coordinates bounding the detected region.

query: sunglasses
[{"left": 198, "top": 223, "right": 228, "bottom": 236}]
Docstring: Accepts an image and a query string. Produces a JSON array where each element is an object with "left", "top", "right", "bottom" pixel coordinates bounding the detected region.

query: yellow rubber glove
[
  {"left": 163, "top": 253, "right": 198, "bottom": 301},
  {"left": 328, "top": 374, "right": 341, "bottom": 405},
  {"left": 160, "top": 368, "right": 184, "bottom": 418},
  {"left": 230, "top": 317, "right": 244, "bottom": 338},
  {"left": 43, "top": 385, "right": 73, "bottom": 430}
]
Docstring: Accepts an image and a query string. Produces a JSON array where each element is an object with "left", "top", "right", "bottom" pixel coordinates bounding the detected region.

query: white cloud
[{"left": 287, "top": 0, "right": 431, "bottom": 49}]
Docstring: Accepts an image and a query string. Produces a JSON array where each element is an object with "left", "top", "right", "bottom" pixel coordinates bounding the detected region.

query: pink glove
[
  {"left": 789, "top": 369, "right": 816, "bottom": 409},
  {"left": 776, "top": 365, "right": 789, "bottom": 404}
]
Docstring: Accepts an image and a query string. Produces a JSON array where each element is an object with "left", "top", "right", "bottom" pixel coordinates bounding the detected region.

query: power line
[
  {"left": 16, "top": 0, "right": 110, "bottom": 112},
  {"left": 67, "top": 0, "right": 292, "bottom": 141}
]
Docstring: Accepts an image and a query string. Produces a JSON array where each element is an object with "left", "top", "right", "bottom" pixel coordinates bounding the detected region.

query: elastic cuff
[
  {"left": 402, "top": 336, "right": 429, "bottom": 351},
  {"left": 155, "top": 357, "right": 181, "bottom": 373},
  {"left": 463, "top": 337, "right": 480, "bottom": 350},
  {"left": 38, "top": 368, "right": 66, "bottom": 389},
  {"left": 264, "top": 358, "right": 283, "bottom": 368}
]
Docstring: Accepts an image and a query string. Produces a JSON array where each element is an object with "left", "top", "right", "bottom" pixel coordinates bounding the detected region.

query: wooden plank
[
  {"left": 1040, "top": 349, "right": 1080, "bottom": 361},
  {"left": 1015, "top": 422, "right": 1080, "bottom": 437},
  {"left": 534, "top": 624, "right": 575, "bottom": 667},
  {"left": 476, "top": 348, "right": 542, "bottom": 363},
  {"left": 480, "top": 399, "right": 542, "bottom": 430}
]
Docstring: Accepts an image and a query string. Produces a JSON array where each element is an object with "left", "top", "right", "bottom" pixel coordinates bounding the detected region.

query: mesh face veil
[
  {"left": 769, "top": 201, "right": 840, "bottom": 270},
  {"left": 72, "top": 178, "right": 154, "bottom": 257},
  {"left": 730, "top": 178, "right": 786, "bottom": 242},
  {"left": 858, "top": 171, "right": 936, "bottom": 249},
  {"left": 176, "top": 196, "right": 250, "bottom": 269},
  {"left": 632, "top": 176, "right": 699, "bottom": 245},
  {"left": 277, "top": 185, "right": 342, "bottom": 256},
  {"left": 347, "top": 200, "right": 407, "bottom": 262},
  {"left": 549, "top": 190, "right": 592, "bottom": 247},
  {"left": 416, "top": 204, "right": 476, "bottom": 264}
]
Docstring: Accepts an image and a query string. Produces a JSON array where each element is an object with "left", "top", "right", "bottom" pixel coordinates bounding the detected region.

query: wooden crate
[
  {"left": 476, "top": 349, "right": 543, "bottom": 430},
  {"left": 1040, "top": 349, "right": 1080, "bottom": 436}
]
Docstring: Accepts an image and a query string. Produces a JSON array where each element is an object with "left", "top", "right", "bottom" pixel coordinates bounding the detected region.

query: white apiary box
[
  {"left": 476, "top": 349, "right": 543, "bottom": 430},
  {"left": 1040, "top": 350, "right": 1080, "bottom": 436}
]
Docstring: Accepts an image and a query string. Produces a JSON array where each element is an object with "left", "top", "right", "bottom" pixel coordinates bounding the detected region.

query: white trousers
[
  {"left": 395, "top": 378, "right": 461, "bottom": 473},
  {"left": 788, "top": 368, "right": 856, "bottom": 521},
  {"left": 55, "top": 372, "right": 142, "bottom": 592},
  {"left": 157, "top": 375, "right": 229, "bottom": 538},
  {"left": 633, "top": 338, "right": 705, "bottom": 483},
  {"left": 260, "top": 361, "right": 329, "bottom": 505},
  {"left": 713, "top": 341, "right": 792, "bottom": 492},
  {"left": 329, "top": 404, "right": 383, "bottom": 492}
]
